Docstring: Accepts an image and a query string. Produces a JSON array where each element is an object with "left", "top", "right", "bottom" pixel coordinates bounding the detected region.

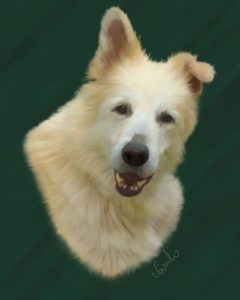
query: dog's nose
[{"left": 122, "top": 142, "right": 149, "bottom": 167}]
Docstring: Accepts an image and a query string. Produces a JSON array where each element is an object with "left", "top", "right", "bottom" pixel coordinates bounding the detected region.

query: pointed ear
[
  {"left": 87, "top": 7, "right": 142, "bottom": 80},
  {"left": 168, "top": 52, "right": 215, "bottom": 94}
]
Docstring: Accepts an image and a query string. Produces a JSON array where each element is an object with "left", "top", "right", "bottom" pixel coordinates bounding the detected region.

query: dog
[{"left": 24, "top": 7, "right": 215, "bottom": 278}]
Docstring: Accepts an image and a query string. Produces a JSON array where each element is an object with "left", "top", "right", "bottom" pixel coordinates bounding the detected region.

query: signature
[{"left": 152, "top": 248, "right": 180, "bottom": 278}]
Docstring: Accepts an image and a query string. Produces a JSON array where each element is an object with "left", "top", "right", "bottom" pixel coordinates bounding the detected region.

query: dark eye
[
  {"left": 157, "top": 111, "right": 175, "bottom": 124},
  {"left": 112, "top": 104, "right": 130, "bottom": 115}
]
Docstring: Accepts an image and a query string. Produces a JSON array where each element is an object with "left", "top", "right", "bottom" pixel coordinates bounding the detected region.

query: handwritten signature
[{"left": 152, "top": 249, "right": 180, "bottom": 278}]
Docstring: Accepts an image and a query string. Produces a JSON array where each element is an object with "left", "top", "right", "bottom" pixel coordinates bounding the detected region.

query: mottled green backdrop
[{"left": 0, "top": 0, "right": 239, "bottom": 299}]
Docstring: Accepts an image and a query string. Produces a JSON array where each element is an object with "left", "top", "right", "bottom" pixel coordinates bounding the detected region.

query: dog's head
[{"left": 69, "top": 7, "right": 215, "bottom": 197}]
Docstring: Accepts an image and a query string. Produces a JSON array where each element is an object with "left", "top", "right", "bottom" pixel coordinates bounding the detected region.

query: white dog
[{"left": 24, "top": 7, "right": 215, "bottom": 278}]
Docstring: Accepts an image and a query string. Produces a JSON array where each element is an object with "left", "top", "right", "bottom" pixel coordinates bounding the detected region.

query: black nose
[{"left": 122, "top": 142, "right": 149, "bottom": 167}]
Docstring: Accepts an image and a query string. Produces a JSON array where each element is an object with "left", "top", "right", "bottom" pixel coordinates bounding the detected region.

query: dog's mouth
[{"left": 114, "top": 170, "right": 153, "bottom": 197}]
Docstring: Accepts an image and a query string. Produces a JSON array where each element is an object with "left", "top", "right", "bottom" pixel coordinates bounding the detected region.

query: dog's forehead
[{"left": 112, "top": 59, "right": 189, "bottom": 108}]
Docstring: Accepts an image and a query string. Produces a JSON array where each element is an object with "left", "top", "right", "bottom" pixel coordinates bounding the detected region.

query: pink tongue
[{"left": 121, "top": 173, "right": 140, "bottom": 185}]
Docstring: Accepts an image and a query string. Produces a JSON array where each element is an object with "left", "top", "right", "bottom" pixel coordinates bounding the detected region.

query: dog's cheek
[
  {"left": 154, "top": 129, "right": 176, "bottom": 172},
  {"left": 99, "top": 121, "right": 122, "bottom": 159}
]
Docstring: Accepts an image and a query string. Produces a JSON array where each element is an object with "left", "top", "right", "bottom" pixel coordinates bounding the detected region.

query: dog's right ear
[
  {"left": 168, "top": 52, "right": 215, "bottom": 95},
  {"left": 87, "top": 7, "right": 142, "bottom": 80}
]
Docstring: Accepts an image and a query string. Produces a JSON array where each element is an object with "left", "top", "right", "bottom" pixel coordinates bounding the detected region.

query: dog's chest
[
  {"left": 57, "top": 193, "right": 165, "bottom": 258},
  {"left": 48, "top": 173, "right": 183, "bottom": 276}
]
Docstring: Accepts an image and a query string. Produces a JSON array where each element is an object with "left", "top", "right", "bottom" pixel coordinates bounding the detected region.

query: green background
[{"left": 1, "top": 0, "right": 239, "bottom": 299}]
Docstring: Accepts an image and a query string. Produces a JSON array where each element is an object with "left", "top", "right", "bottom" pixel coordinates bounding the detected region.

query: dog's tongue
[{"left": 121, "top": 172, "right": 140, "bottom": 185}]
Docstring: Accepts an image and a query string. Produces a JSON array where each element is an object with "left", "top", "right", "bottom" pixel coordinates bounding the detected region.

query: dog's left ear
[
  {"left": 168, "top": 52, "right": 215, "bottom": 94},
  {"left": 87, "top": 7, "right": 142, "bottom": 80}
]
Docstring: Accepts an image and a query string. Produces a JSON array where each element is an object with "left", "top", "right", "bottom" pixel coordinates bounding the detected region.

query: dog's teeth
[
  {"left": 116, "top": 172, "right": 149, "bottom": 192},
  {"left": 116, "top": 172, "right": 124, "bottom": 186},
  {"left": 116, "top": 172, "right": 121, "bottom": 183},
  {"left": 138, "top": 180, "right": 147, "bottom": 188}
]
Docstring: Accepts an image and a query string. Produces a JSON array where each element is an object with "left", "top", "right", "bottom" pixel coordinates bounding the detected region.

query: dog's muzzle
[{"left": 113, "top": 141, "right": 153, "bottom": 197}]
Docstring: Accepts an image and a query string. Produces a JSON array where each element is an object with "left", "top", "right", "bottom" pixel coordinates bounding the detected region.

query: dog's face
[
  {"left": 77, "top": 8, "right": 215, "bottom": 197},
  {"left": 92, "top": 61, "right": 197, "bottom": 197}
]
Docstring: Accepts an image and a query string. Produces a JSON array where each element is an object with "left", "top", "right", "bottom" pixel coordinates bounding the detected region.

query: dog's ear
[
  {"left": 168, "top": 52, "right": 215, "bottom": 94},
  {"left": 87, "top": 7, "right": 142, "bottom": 80}
]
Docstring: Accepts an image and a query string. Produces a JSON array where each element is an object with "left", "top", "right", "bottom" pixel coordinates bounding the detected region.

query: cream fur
[{"left": 23, "top": 7, "right": 215, "bottom": 278}]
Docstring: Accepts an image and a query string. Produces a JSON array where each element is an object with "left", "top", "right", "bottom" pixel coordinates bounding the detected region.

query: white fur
[{"left": 23, "top": 7, "right": 215, "bottom": 278}]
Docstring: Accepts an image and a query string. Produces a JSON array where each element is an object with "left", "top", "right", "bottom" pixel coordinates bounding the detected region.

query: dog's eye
[
  {"left": 157, "top": 112, "right": 175, "bottom": 124},
  {"left": 112, "top": 104, "right": 130, "bottom": 115}
]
